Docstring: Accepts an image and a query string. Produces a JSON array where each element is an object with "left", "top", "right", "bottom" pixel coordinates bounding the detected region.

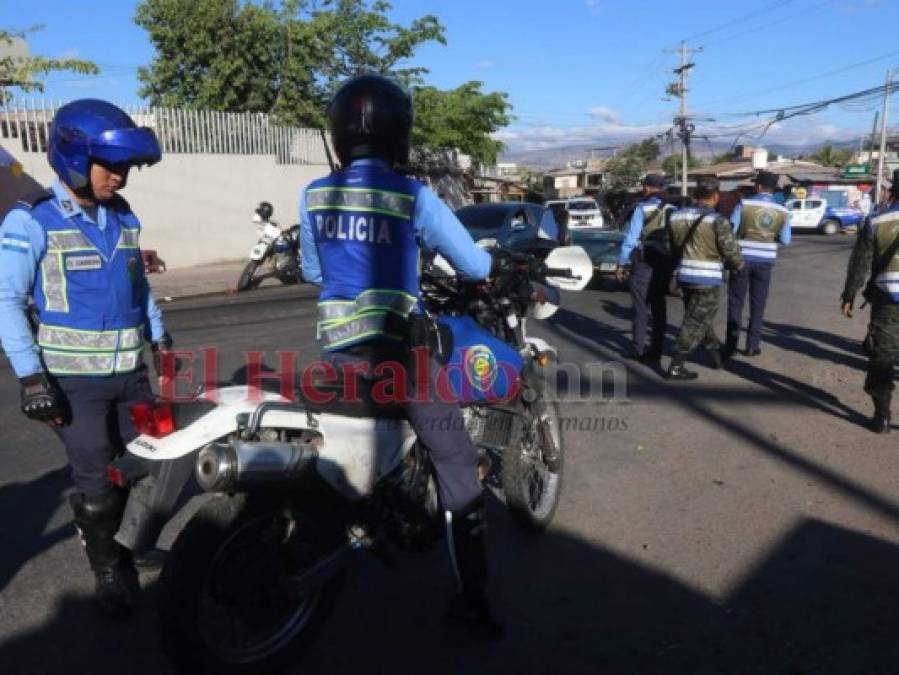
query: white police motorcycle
[
  {"left": 111, "top": 242, "right": 591, "bottom": 674},
  {"left": 236, "top": 201, "right": 302, "bottom": 292}
]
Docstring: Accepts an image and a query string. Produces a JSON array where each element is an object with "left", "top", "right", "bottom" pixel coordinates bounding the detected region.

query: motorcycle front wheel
[
  {"left": 236, "top": 261, "right": 262, "bottom": 292},
  {"left": 502, "top": 393, "right": 563, "bottom": 533},
  {"left": 158, "top": 494, "right": 344, "bottom": 675}
]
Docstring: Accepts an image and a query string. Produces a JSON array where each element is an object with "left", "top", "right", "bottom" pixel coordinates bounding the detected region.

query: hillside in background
[{"left": 499, "top": 138, "right": 863, "bottom": 170}]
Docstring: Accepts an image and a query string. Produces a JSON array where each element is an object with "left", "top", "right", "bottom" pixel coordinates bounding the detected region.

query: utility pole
[
  {"left": 868, "top": 110, "right": 879, "bottom": 164},
  {"left": 666, "top": 41, "right": 702, "bottom": 197},
  {"left": 875, "top": 69, "right": 893, "bottom": 207}
]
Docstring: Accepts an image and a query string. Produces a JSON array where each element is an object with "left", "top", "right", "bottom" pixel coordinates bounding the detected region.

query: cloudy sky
[{"left": 6, "top": 0, "right": 898, "bottom": 153}]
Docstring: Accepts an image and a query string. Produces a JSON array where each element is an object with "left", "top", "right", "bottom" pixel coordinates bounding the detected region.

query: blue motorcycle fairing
[{"left": 434, "top": 315, "right": 523, "bottom": 405}]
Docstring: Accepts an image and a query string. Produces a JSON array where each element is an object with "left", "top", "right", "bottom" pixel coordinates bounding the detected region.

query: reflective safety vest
[
  {"left": 16, "top": 191, "right": 147, "bottom": 376},
  {"left": 307, "top": 164, "right": 422, "bottom": 351},
  {"left": 639, "top": 196, "right": 672, "bottom": 253},
  {"left": 669, "top": 206, "right": 725, "bottom": 286},
  {"left": 737, "top": 197, "right": 788, "bottom": 264},
  {"left": 869, "top": 209, "right": 899, "bottom": 302}
]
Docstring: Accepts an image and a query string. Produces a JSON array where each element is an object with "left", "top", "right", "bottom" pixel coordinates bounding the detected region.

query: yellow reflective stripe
[
  {"left": 307, "top": 187, "right": 414, "bottom": 200},
  {"left": 37, "top": 324, "right": 144, "bottom": 352},
  {"left": 306, "top": 188, "right": 414, "bottom": 219},
  {"left": 119, "top": 228, "right": 140, "bottom": 249},
  {"left": 42, "top": 346, "right": 143, "bottom": 375},
  {"left": 41, "top": 252, "right": 69, "bottom": 313},
  {"left": 46, "top": 230, "right": 94, "bottom": 252}
]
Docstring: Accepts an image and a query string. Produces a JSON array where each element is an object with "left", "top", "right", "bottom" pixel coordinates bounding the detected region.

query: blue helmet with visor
[{"left": 48, "top": 99, "right": 161, "bottom": 190}]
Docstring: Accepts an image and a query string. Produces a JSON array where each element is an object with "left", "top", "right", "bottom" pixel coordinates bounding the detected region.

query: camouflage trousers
[
  {"left": 675, "top": 285, "right": 722, "bottom": 355},
  {"left": 864, "top": 302, "right": 899, "bottom": 402}
]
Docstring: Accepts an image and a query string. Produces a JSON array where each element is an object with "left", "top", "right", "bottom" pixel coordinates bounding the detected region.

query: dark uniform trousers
[
  {"left": 54, "top": 368, "right": 154, "bottom": 497},
  {"left": 323, "top": 347, "right": 481, "bottom": 513},
  {"left": 865, "top": 303, "right": 899, "bottom": 400},
  {"left": 675, "top": 285, "right": 722, "bottom": 355},
  {"left": 726, "top": 261, "right": 774, "bottom": 352},
  {"left": 629, "top": 249, "right": 673, "bottom": 357}
]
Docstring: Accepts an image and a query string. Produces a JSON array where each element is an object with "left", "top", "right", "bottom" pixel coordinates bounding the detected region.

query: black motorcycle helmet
[
  {"left": 255, "top": 201, "right": 274, "bottom": 221},
  {"left": 328, "top": 74, "right": 413, "bottom": 167}
]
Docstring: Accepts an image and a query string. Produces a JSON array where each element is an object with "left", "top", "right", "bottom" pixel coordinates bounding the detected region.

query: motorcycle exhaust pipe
[{"left": 196, "top": 440, "right": 318, "bottom": 492}]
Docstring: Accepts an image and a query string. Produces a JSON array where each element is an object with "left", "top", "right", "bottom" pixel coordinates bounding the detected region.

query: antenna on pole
[{"left": 665, "top": 40, "right": 702, "bottom": 197}]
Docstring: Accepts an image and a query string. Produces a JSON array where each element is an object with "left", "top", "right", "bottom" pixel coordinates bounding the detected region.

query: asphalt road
[{"left": 1, "top": 233, "right": 897, "bottom": 675}]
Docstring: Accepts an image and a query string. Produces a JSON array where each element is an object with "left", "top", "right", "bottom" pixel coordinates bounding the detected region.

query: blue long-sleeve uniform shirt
[
  {"left": 731, "top": 192, "right": 792, "bottom": 246},
  {"left": 300, "top": 159, "right": 492, "bottom": 286},
  {"left": 0, "top": 180, "right": 166, "bottom": 378},
  {"left": 618, "top": 196, "right": 657, "bottom": 265}
]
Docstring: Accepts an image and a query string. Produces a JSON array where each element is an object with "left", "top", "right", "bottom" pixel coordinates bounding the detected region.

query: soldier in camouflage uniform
[
  {"left": 667, "top": 176, "right": 745, "bottom": 380},
  {"left": 840, "top": 172, "right": 899, "bottom": 433}
]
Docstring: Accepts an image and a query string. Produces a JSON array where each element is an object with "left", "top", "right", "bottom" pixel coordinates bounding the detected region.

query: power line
[
  {"left": 700, "top": 47, "right": 899, "bottom": 112},
  {"left": 684, "top": 0, "right": 802, "bottom": 42},
  {"left": 699, "top": 0, "right": 833, "bottom": 48}
]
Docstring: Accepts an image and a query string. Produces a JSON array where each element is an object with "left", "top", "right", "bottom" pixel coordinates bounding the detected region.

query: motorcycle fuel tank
[{"left": 435, "top": 315, "right": 523, "bottom": 405}]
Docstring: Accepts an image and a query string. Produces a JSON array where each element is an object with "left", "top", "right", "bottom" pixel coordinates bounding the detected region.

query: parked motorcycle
[
  {"left": 110, "top": 242, "right": 592, "bottom": 674},
  {"left": 236, "top": 201, "right": 301, "bottom": 292}
]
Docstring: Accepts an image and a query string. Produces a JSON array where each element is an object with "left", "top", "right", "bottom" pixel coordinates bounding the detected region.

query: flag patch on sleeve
[{"left": 1, "top": 233, "right": 31, "bottom": 253}]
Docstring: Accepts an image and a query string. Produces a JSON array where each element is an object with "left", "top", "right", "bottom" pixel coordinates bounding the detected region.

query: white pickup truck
[{"left": 785, "top": 197, "right": 865, "bottom": 235}]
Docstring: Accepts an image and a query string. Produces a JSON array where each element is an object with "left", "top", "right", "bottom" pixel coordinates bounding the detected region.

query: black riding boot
[
  {"left": 870, "top": 393, "right": 892, "bottom": 434},
  {"left": 70, "top": 488, "right": 138, "bottom": 615},
  {"left": 666, "top": 353, "right": 698, "bottom": 380},
  {"left": 445, "top": 498, "right": 503, "bottom": 641}
]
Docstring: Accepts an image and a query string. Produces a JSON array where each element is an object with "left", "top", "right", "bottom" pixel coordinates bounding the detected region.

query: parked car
[
  {"left": 455, "top": 202, "right": 561, "bottom": 251},
  {"left": 785, "top": 197, "right": 865, "bottom": 235},
  {"left": 565, "top": 197, "right": 605, "bottom": 229},
  {"left": 569, "top": 228, "right": 624, "bottom": 286}
]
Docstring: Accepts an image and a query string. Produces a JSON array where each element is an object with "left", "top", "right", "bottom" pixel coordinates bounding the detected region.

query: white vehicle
[
  {"left": 110, "top": 244, "right": 592, "bottom": 674},
  {"left": 785, "top": 197, "right": 864, "bottom": 236},
  {"left": 236, "top": 202, "right": 302, "bottom": 291},
  {"left": 565, "top": 197, "right": 604, "bottom": 229}
]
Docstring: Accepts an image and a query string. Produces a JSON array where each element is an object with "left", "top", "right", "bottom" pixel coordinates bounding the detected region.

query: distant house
[{"left": 542, "top": 159, "right": 608, "bottom": 200}]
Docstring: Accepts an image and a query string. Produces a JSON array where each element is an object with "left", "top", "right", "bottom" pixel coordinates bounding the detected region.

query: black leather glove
[
  {"left": 490, "top": 249, "right": 520, "bottom": 277},
  {"left": 20, "top": 372, "right": 65, "bottom": 424},
  {"left": 151, "top": 332, "right": 177, "bottom": 377}
]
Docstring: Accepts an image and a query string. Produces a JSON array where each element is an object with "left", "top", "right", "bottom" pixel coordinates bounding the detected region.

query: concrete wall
[{"left": 1, "top": 137, "right": 330, "bottom": 269}]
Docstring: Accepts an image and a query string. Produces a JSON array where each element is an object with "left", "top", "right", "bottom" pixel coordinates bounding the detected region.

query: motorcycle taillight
[{"left": 129, "top": 401, "right": 175, "bottom": 438}]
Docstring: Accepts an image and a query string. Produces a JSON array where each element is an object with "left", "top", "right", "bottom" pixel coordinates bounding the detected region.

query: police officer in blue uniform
[
  {"left": 0, "top": 99, "right": 169, "bottom": 614},
  {"left": 724, "top": 170, "right": 792, "bottom": 358},
  {"left": 616, "top": 174, "right": 674, "bottom": 364},
  {"left": 300, "top": 75, "right": 502, "bottom": 639}
]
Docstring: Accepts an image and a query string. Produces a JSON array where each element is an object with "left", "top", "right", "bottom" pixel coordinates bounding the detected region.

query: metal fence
[{"left": 0, "top": 98, "right": 331, "bottom": 165}]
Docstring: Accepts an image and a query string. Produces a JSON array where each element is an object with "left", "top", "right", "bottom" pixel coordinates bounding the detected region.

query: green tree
[
  {"left": 1, "top": 26, "right": 98, "bottom": 98},
  {"left": 135, "top": 0, "right": 283, "bottom": 112},
  {"left": 604, "top": 153, "right": 646, "bottom": 191},
  {"left": 602, "top": 138, "right": 661, "bottom": 190},
  {"left": 662, "top": 153, "right": 701, "bottom": 176},
  {"left": 135, "top": 0, "right": 445, "bottom": 126},
  {"left": 135, "top": 0, "right": 511, "bottom": 161},
  {"left": 810, "top": 143, "right": 852, "bottom": 167},
  {"left": 410, "top": 82, "right": 511, "bottom": 166}
]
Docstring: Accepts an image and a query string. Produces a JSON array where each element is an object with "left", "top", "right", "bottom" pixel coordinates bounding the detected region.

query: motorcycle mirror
[
  {"left": 529, "top": 283, "right": 560, "bottom": 320},
  {"left": 543, "top": 245, "right": 593, "bottom": 292}
]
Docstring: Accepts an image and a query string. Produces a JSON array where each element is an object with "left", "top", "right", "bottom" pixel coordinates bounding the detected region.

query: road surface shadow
[
  {"left": 0, "top": 514, "right": 896, "bottom": 675},
  {"left": 541, "top": 310, "right": 899, "bottom": 525},
  {"left": 760, "top": 322, "right": 869, "bottom": 371},
  {"left": 0, "top": 466, "right": 71, "bottom": 592}
]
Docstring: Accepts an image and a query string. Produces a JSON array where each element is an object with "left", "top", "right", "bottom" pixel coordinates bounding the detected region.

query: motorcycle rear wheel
[
  {"left": 502, "top": 396, "right": 563, "bottom": 533},
  {"left": 237, "top": 261, "right": 262, "bottom": 292},
  {"left": 158, "top": 494, "right": 344, "bottom": 675}
]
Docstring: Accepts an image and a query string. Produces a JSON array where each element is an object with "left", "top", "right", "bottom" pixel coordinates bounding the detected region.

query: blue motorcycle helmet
[{"left": 48, "top": 99, "right": 161, "bottom": 191}]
